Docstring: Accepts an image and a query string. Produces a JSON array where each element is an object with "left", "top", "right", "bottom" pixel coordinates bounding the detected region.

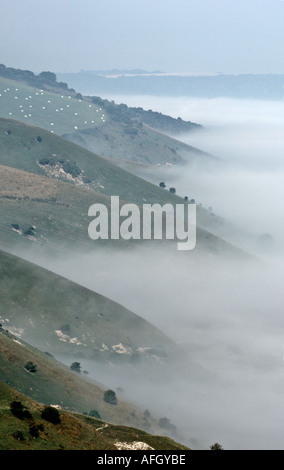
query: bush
[
  {"left": 70, "top": 362, "right": 81, "bottom": 373},
  {"left": 12, "top": 430, "right": 25, "bottom": 441},
  {"left": 10, "top": 401, "right": 32, "bottom": 420},
  {"left": 210, "top": 442, "right": 224, "bottom": 450},
  {"left": 24, "top": 361, "right": 37, "bottom": 373},
  {"left": 104, "top": 390, "right": 117, "bottom": 405},
  {"left": 41, "top": 406, "right": 61, "bottom": 424},
  {"left": 89, "top": 409, "right": 102, "bottom": 419}
]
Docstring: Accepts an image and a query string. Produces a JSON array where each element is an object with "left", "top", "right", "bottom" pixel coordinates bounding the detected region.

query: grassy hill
[
  {"left": 0, "top": 118, "right": 245, "bottom": 258},
  {"left": 0, "top": 247, "right": 181, "bottom": 365},
  {"left": 0, "top": 75, "right": 212, "bottom": 166},
  {"left": 0, "top": 381, "right": 189, "bottom": 450}
]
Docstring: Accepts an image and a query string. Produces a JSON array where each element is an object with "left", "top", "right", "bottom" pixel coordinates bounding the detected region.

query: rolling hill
[
  {"left": 0, "top": 73, "right": 211, "bottom": 166},
  {"left": 0, "top": 118, "right": 246, "bottom": 258},
  {"left": 0, "top": 381, "right": 189, "bottom": 450},
  {"left": 0, "top": 247, "right": 181, "bottom": 365}
]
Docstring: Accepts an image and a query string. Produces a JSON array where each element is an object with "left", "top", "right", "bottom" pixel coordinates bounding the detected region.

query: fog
[{"left": 11, "top": 96, "right": 284, "bottom": 450}]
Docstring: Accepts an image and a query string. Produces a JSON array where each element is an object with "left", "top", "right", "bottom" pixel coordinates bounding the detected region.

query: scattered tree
[
  {"left": 24, "top": 361, "right": 37, "bottom": 373},
  {"left": 10, "top": 401, "right": 32, "bottom": 420},
  {"left": 104, "top": 390, "right": 117, "bottom": 405},
  {"left": 184, "top": 196, "right": 189, "bottom": 202},
  {"left": 210, "top": 442, "right": 224, "bottom": 450},
  {"left": 169, "top": 187, "right": 176, "bottom": 195},
  {"left": 41, "top": 406, "right": 61, "bottom": 424},
  {"left": 12, "top": 430, "right": 25, "bottom": 441},
  {"left": 70, "top": 362, "right": 81, "bottom": 373},
  {"left": 159, "top": 182, "right": 166, "bottom": 189},
  {"left": 89, "top": 409, "right": 102, "bottom": 419}
]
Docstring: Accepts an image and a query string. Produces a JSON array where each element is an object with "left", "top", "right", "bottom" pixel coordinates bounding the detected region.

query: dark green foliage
[
  {"left": 159, "top": 182, "right": 166, "bottom": 189},
  {"left": 23, "top": 227, "right": 36, "bottom": 237},
  {"left": 36, "top": 136, "right": 42, "bottom": 142},
  {"left": 184, "top": 196, "right": 189, "bottom": 202},
  {"left": 89, "top": 409, "right": 102, "bottom": 419},
  {"left": 39, "top": 157, "right": 56, "bottom": 166},
  {"left": 12, "top": 430, "right": 25, "bottom": 441},
  {"left": 210, "top": 442, "right": 224, "bottom": 450},
  {"left": 41, "top": 406, "right": 61, "bottom": 424},
  {"left": 11, "top": 223, "right": 20, "bottom": 230},
  {"left": 169, "top": 187, "right": 176, "bottom": 195},
  {"left": 10, "top": 401, "right": 32, "bottom": 420},
  {"left": 24, "top": 361, "right": 37, "bottom": 373},
  {"left": 62, "top": 160, "right": 82, "bottom": 178},
  {"left": 70, "top": 362, "right": 81, "bottom": 373},
  {"left": 104, "top": 390, "right": 117, "bottom": 405}
]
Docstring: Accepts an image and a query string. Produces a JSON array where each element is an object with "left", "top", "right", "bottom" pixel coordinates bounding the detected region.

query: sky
[{"left": 1, "top": 0, "right": 284, "bottom": 74}]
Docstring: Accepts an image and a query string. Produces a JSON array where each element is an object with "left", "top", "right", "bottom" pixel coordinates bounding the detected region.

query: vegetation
[
  {"left": 210, "top": 442, "right": 224, "bottom": 450},
  {"left": 41, "top": 406, "right": 61, "bottom": 424},
  {"left": 0, "top": 382, "right": 190, "bottom": 450},
  {"left": 104, "top": 390, "right": 117, "bottom": 405},
  {"left": 24, "top": 361, "right": 37, "bottom": 373},
  {"left": 70, "top": 362, "right": 81, "bottom": 374}
]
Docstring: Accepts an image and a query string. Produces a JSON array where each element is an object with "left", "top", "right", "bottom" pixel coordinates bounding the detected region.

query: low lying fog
[{"left": 15, "top": 97, "right": 284, "bottom": 449}]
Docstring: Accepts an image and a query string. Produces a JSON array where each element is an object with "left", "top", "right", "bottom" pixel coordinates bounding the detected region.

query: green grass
[{"left": 0, "top": 381, "right": 189, "bottom": 450}]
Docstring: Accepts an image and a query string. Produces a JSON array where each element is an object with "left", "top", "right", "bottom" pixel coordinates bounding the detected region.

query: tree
[
  {"left": 210, "top": 442, "right": 224, "bottom": 450},
  {"left": 159, "top": 182, "right": 166, "bottom": 189},
  {"left": 169, "top": 187, "right": 176, "bottom": 194},
  {"left": 89, "top": 409, "right": 102, "bottom": 419},
  {"left": 24, "top": 361, "right": 37, "bottom": 373},
  {"left": 184, "top": 196, "right": 189, "bottom": 202},
  {"left": 41, "top": 406, "right": 61, "bottom": 424},
  {"left": 104, "top": 390, "right": 117, "bottom": 405},
  {"left": 70, "top": 362, "right": 81, "bottom": 373},
  {"left": 10, "top": 401, "right": 32, "bottom": 420}
]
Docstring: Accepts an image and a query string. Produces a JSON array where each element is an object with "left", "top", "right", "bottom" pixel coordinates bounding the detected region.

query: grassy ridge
[
  {"left": 0, "top": 247, "right": 180, "bottom": 363},
  {"left": 0, "top": 381, "right": 189, "bottom": 450}
]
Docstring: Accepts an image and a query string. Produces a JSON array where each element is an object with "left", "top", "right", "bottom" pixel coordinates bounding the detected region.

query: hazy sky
[{"left": 1, "top": 0, "right": 284, "bottom": 74}]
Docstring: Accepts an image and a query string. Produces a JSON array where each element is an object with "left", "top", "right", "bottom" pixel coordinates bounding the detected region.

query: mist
[{"left": 8, "top": 95, "right": 284, "bottom": 450}]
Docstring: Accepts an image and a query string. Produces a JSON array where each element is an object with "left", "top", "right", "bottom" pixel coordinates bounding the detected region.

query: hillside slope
[
  {"left": 0, "top": 381, "right": 189, "bottom": 450},
  {"left": 0, "top": 247, "right": 180, "bottom": 365},
  {"left": 0, "top": 74, "right": 210, "bottom": 166}
]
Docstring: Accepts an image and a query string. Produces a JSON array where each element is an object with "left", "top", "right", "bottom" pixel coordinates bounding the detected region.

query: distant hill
[
  {"left": 57, "top": 70, "right": 284, "bottom": 100},
  {"left": 0, "top": 381, "right": 189, "bottom": 450},
  {"left": 0, "top": 65, "right": 207, "bottom": 165}
]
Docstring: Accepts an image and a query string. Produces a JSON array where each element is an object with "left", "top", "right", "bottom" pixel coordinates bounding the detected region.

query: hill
[
  {"left": 0, "top": 381, "right": 189, "bottom": 450},
  {"left": 0, "top": 71, "right": 210, "bottom": 166},
  {"left": 0, "top": 118, "right": 246, "bottom": 257},
  {"left": 0, "top": 247, "right": 181, "bottom": 365},
  {"left": 57, "top": 70, "right": 284, "bottom": 100}
]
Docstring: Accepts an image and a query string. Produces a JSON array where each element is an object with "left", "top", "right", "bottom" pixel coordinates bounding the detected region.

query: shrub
[
  {"left": 12, "top": 430, "right": 25, "bottom": 441},
  {"left": 10, "top": 401, "right": 32, "bottom": 420},
  {"left": 104, "top": 390, "right": 117, "bottom": 405},
  {"left": 41, "top": 406, "right": 61, "bottom": 424},
  {"left": 210, "top": 442, "right": 224, "bottom": 450},
  {"left": 24, "top": 361, "right": 37, "bottom": 373},
  {"left": 89, "top": 409, "right": 102, "bottom": 419},
  {"left": 70, "top": 362, "right": 81, "bottom": 373}
]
